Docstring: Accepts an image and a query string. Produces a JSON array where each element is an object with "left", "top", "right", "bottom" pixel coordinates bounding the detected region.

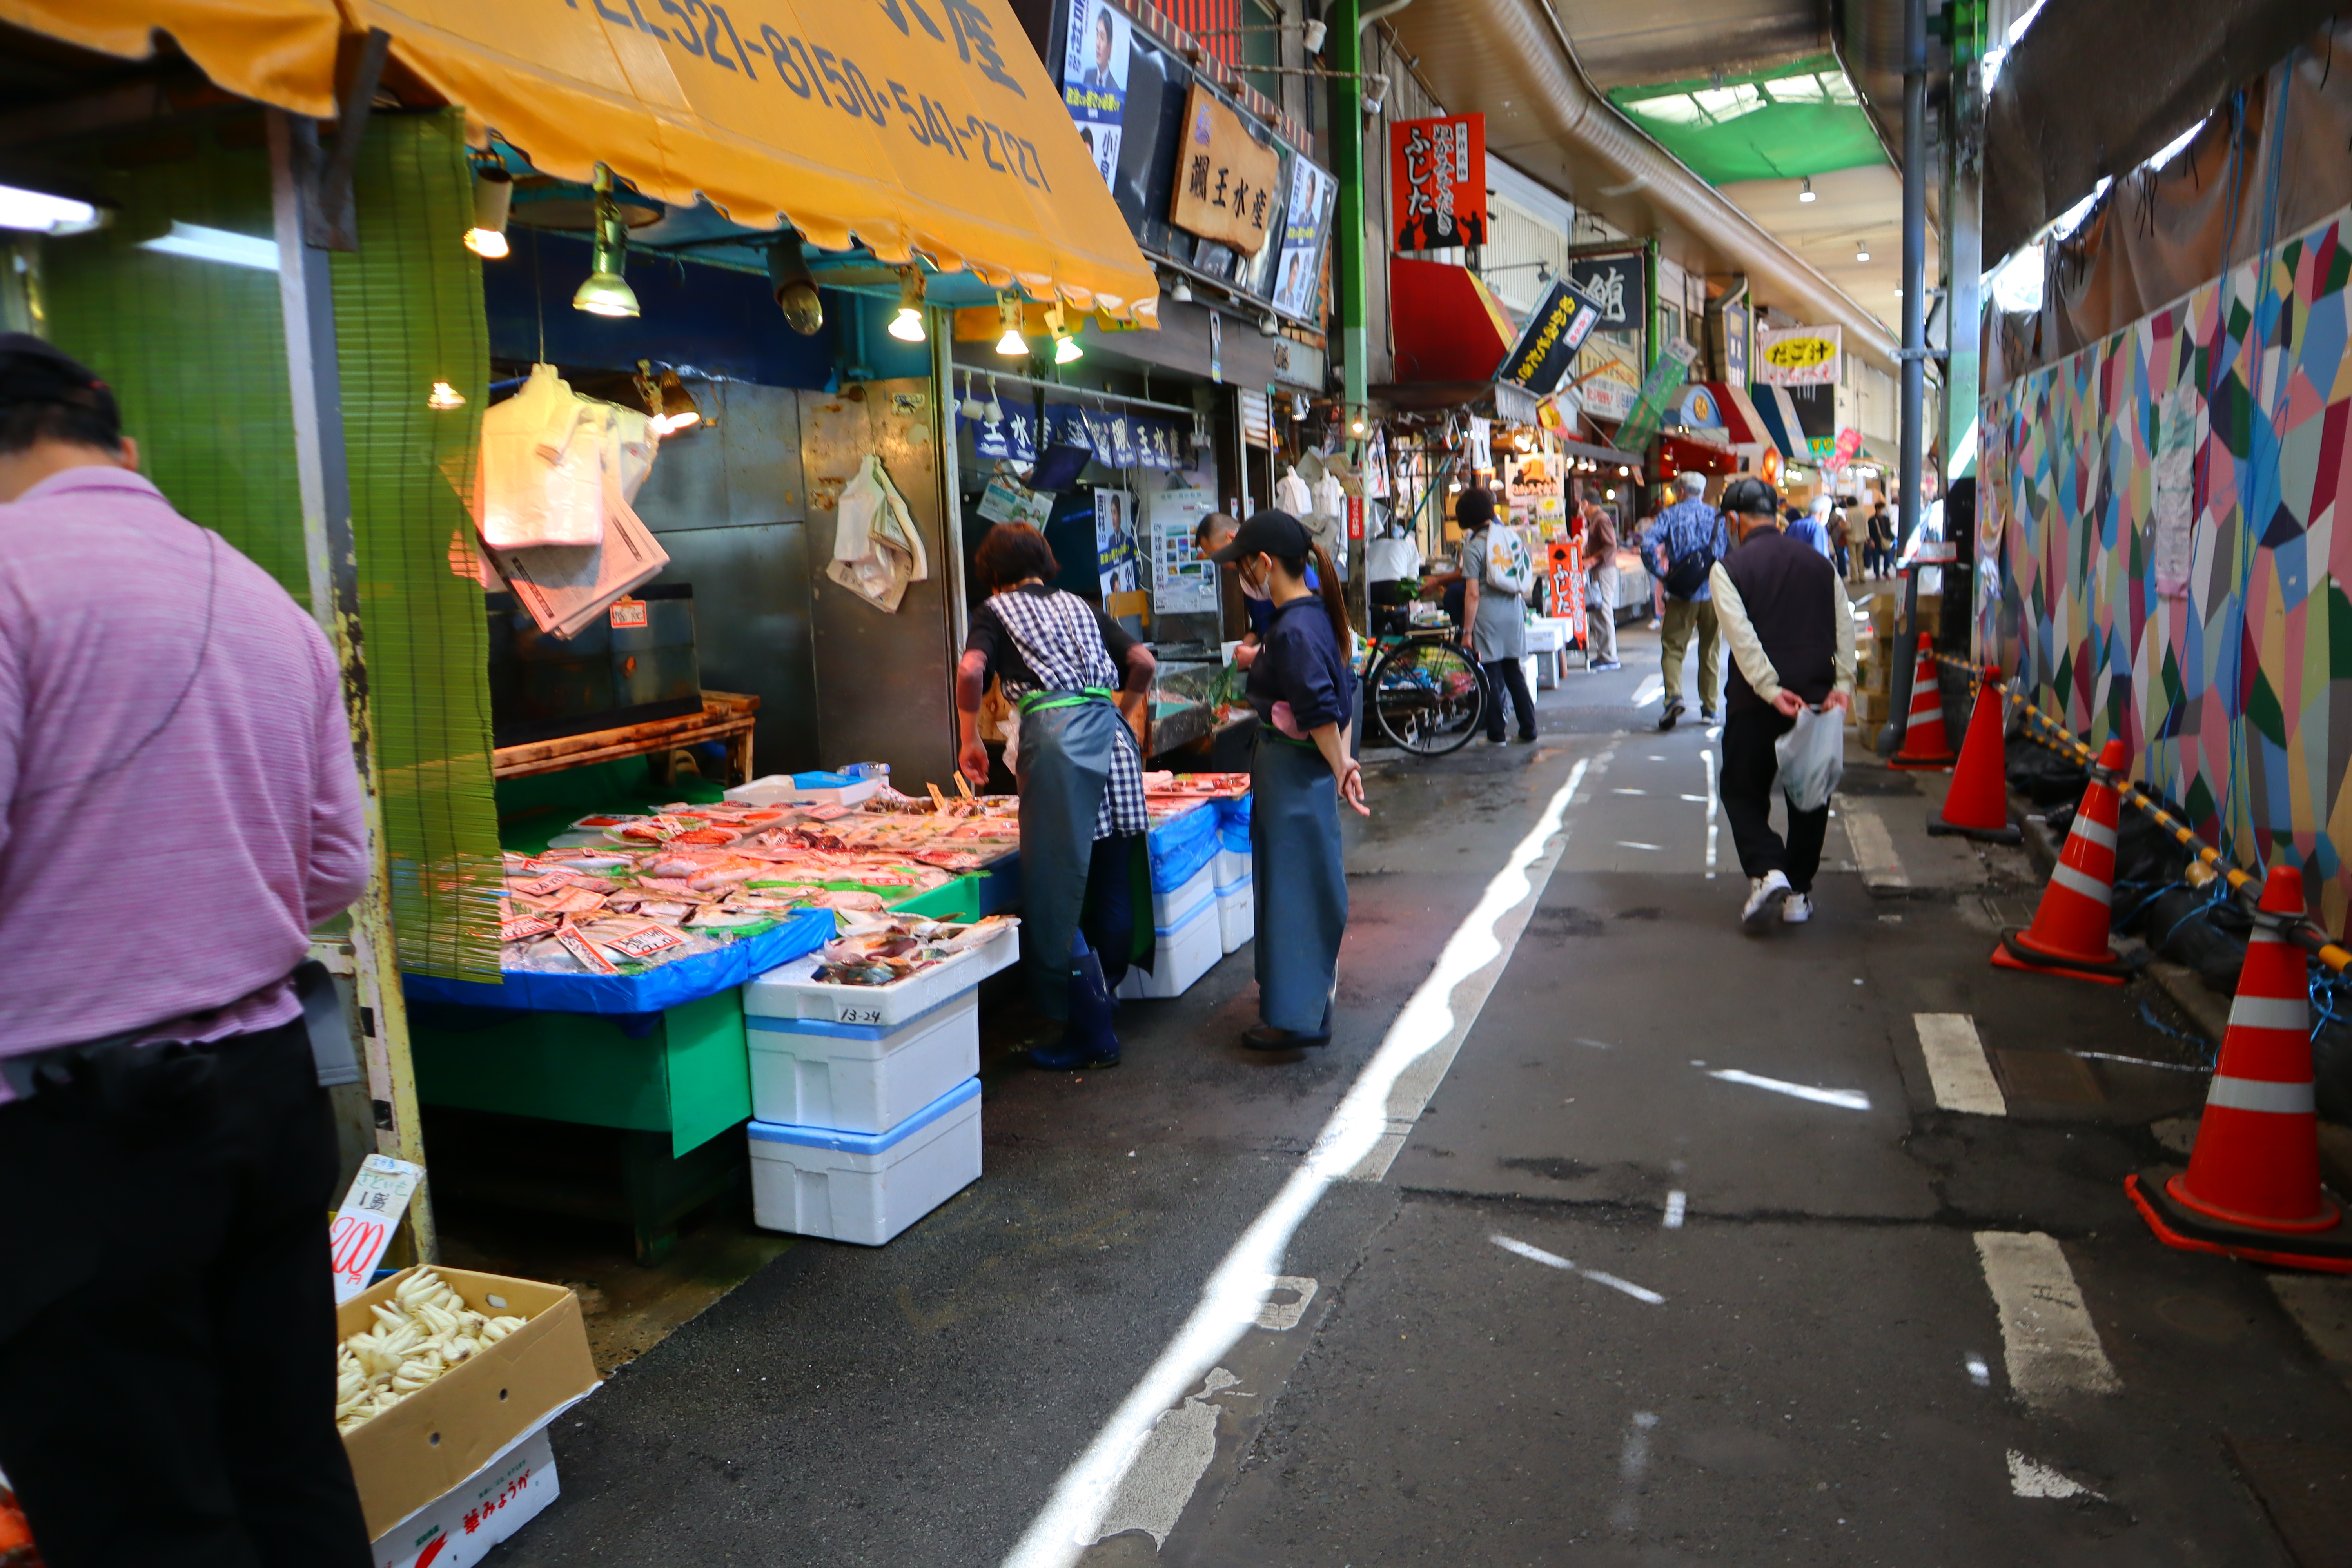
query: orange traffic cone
[
  {"left": 1990, "top": 737, "right": 2129, "bottom": 983},
  {"left": 1886, "top": 635, "right": 1956, "bottom": 769},
  {"left": 2127, "top": 865, "right": 2352, "bottom": 1270},
  {"left": 1927, "top": 664, "right": 2022, "bottom": 843}
]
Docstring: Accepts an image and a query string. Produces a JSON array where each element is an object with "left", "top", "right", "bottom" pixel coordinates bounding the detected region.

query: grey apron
[
  {"left": 1016, "top": 693, "right": 1125, "bottom": 1020},
  {"left": 1249, "top": 732, "right": 1347, "bottom": 1033}
]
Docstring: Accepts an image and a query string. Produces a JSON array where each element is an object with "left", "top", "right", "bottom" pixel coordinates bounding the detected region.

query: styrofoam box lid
[
  {"left": 744, "top": 922, "right": 1018, "bottom": 1024},
  {"left": 1150, "top": 893, "right": 1220, "bottom": 941},
  {"left": 1216, "top": 876, "right": 1253, "bottom": 900},
  {"left": 725, "top": 774, "right": 882, "bottom": 808},
  {"left": 750, "top": 1076, "right": 979, "bottom": 1154},
  {"left": 747, "top": 985, "right": 974, "bottom": 1044}
]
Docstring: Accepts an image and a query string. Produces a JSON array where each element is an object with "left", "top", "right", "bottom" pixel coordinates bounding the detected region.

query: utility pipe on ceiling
[{"left": 1394, "top": 0, "right": 1900, "bottom": 374}]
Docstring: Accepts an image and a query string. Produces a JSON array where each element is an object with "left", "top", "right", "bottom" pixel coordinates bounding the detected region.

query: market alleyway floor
[{"left": 490, "top": 624, "right": 2352, "bottom": 1568}]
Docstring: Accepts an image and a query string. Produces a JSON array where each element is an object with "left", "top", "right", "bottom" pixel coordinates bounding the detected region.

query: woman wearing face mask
[
  {"left": 1198, "top": 510, "right": 1319, "bottom": 670},
  {"left": 1209, "top": 510, "right": 1368, "bottom": 1050}
]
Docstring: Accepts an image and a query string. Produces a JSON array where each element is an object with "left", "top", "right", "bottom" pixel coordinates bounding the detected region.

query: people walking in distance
[
  {"left": 1582, "top": 500, "right": 1621, "bottom": 671},
  {"left": 1641, "top": 471, "right": 1730, "bottom": 730},
  {"left": 1450, "top": 486, "right": 1539, "bottom": 744},
  {"left": 1708, "top": 475, "right": 1856, "bottom": 926}
]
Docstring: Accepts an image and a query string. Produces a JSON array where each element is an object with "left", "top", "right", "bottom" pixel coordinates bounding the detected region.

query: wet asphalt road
[{"left": 492, "top": 627, "right": 2352, "bottom": 1567}]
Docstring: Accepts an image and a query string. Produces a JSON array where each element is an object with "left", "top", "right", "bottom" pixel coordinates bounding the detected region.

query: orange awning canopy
[{"left": 2, "top": 0, "right": 1160, "bottom": 320}]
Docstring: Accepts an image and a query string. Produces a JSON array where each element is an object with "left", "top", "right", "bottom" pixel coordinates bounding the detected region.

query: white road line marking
[
  {"left": 1663, "top": 1191, "right": 1688, "bottom": 1229},
  {"left": 1706, "top": 1068, "right": 1872, "bottom": 1111},
  {"left": 1573, "top": 1037, "right": 1615, "bottom": 1051},
  {"left": 1915, "top": 1013, "right": 2007, "bottom": 1116},
  {"left": 1617, "top": 840, "right": 1663, "bottom": 851},
  {"left": 1491, "top": 1234, "right": 1667, "bottom": 1305},
  {"left": 1611, "top": 787, "right": 1648, "bottom": 795},
  {"left": 1678, "top": 792, "right": 1708, "bottom": 802},
  {"left": 1836, "top": 796, "right": 1908, "bottom": 891},
  {"left": 1251, "top": 1276, "right": 1319, "bottom": 1332},
  {"left": 1003, "top": 757, "right": 1599, "bottom": 1568},
  {"left": 1965, "top": 1352, "right": 1992, "bottom": 1388},
  {"left": 1973, "top": 1232, "right": 2121, "bottom": 1406},
  {"left": 2007, "top": 1451, "right": 2103, "bottom": 1501},
  {"left": 1701, "top": 748, "right": 1721, "bottom": 877},
  {"left": 1611, "top": 1412, "right": 1661, "bottom": 1530},
  {"left": 1631, "top": 674, "right": 1664, "bottom": 707}
]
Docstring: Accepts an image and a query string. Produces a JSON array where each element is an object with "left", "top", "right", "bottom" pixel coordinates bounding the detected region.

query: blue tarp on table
[
  {"left": 402, "top": 908, "right": 834, "bottom": 1016},
  {"left": 1147, "top": 802, "right": 1221, "bottom": 892}
]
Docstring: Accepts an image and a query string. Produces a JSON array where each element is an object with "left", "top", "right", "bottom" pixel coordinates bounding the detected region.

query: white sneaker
[
  {"left": 1782, "top": 892, "right": 1813, "bottom": 924},
  {"left": 1742, "top": 870, "right": 1791, "bottom": 925}
]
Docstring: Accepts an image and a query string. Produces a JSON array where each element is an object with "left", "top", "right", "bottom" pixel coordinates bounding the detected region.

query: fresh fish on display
[
  {"left": 544, "top": 886, "right": 610, "bottom": 916},
  {"left": 553, "top": 922, "right": 620, "bottom": 975},
  {"left": 500, "top": 913, "right": 559, "bottom": 942}
]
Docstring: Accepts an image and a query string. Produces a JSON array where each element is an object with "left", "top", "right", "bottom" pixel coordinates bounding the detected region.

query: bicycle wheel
[{"left": 1369, "top": 640, "right": 1486, "bottom": 756}]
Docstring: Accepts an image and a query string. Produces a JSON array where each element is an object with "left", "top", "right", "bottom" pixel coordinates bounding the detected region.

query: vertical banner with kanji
[
  {"left": 1548, "top": 539, "right": 1586, "bottom": 645},
  {"left": 1390, "top": 115, "right": 1486, "bottom": 250}
]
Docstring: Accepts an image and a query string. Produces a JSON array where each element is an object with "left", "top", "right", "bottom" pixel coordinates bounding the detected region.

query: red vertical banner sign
[
  {"left": 1347, "top": 495, "right": 1365, "bottom": 541},
  {"left": 1389, "top": 115, "right": 1487, "bottom": 250},
  {"left": 1548, "top": 539, "right": 1586, "bottom": 645}
]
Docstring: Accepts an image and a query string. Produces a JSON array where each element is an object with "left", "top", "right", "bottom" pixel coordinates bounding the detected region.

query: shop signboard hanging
[
  {"left": 1496, "top": 273, "right": 1609, "bottom": 396},
  {"left": 1575, "top": 333, "right": 1641, "bottom": 422},
  {"left": 1504, "top": 453, "right": 1564, "bottom": 530},
  {"left": 1271, "top": 159, "right": 1337, "bottom": 321},
  {"left": 1568, "top": 253, "right": 1644, "bottom": 333},
  {"left": 1547, "top": 538, "right": 1586, "bottom": 644},
  {"left": 1612, "top": 339, "right": 1700, "bottom": 452},
  {"left": 1390, "top": 114, "right": 1487, "bottom": 250},
  {"left": 1062, "top": 0, "right": 1131, "bottom": 190},
  {"left": 1720, "top": 297, "right": 1750, "bottom": 384},
  {"left": 1168, "top": 82, "right": 1282, "bottom": 256},
  {"left": 1758, "top": 324, "right": 1841, "bottom": 386}
]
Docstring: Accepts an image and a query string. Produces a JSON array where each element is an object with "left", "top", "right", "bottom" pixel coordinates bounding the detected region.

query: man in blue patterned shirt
[{"left": 1639, "top": 472, "right": 1731, "bottom": 730}]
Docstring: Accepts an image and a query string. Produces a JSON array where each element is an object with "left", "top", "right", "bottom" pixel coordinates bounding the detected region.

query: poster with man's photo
[
  {"left": 1271, "top": 160, "right": 1336, "bottom": 320},
  {"left": 1062, "top": 0, "right": 1130, "bottom": 190}
]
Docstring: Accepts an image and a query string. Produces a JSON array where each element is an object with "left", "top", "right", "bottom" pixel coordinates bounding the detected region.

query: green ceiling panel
[{"left": 1610, "top": 54, "right": 1886, "bottom": 186}]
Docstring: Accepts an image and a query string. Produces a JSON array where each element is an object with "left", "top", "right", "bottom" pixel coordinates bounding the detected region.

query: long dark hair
[{"left": 1269, "top": 539, "right": 1350, "bottom": 643}]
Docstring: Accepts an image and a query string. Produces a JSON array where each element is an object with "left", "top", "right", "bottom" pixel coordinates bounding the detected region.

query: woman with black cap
[
  {"left": 956, "top": 523, "right": 1155, "bottom": 1069},
  {"left": 1210, "top": 510, "right": 1368, "bottom": 1049}
]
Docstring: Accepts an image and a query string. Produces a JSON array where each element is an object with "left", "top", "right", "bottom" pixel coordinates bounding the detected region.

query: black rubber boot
[{"left": 1027, "top": 951, "right": 1122, "bottom": 1071}]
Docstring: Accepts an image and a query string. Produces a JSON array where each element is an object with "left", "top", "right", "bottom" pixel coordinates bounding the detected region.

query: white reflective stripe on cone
[
  {"left": 2049, "top": 863, "right": 2111, "bottom": 901},
  {"left": 2250, "top": 927, "right": 2288, "bottom": 946},
  {"left": 2206, "top": 1075, "right": 2318, "bottom": 1114},
  {"left": 1909, "top": 706, "right": 1945, "bottom": 725},
  {"left": 2069, "top": 816, "right": 2118, "bottom": 851},
  {"left": 2226, "top": 993, "right": 2308, "bottom": 1032}
]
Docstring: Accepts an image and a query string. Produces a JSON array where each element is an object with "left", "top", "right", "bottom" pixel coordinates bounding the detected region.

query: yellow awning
[
  {"left": 350, "top": 0, "right": 1159, "bottom": 319},
  {"left": 0, "top": 0, "right": 347, "bottom": 119},
  {"left": 1, "top": 0, "right": 1160, "bottom": 321}
]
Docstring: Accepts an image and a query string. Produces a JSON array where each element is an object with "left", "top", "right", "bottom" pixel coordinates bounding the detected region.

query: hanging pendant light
[
  {"left": 1798, "top": 176, "right": 1816, "bottom": 204},
  {"left": 465, "top": 168, "right": 512, "bottom": 259},
  {"left": 995, "top": 294, "right": 1028, "bottom": 356},
  {"left": 768, "top": 232, "right": 824, "bottom": 335},
  {"left": 1045, "top": 304, "right": 1082, "bottom": 364},
  {"left": 888, "top": 267, "right": 928, "bottom": 343},
  {"left": 572, "top": 165, "right": 639, "bottom": 318},
  {"left": 636, "top": 361, "right": 704, "bottom": 435}
]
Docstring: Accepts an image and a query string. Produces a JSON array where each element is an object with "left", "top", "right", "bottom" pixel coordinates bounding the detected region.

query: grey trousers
[{"left": 1586, "top": 567, "right": 1618, "bottom": 663}]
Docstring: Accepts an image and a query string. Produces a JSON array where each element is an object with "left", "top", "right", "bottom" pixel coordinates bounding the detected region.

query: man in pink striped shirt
[{"left": 0, "top": 336, "right": 375, "bottom": 1566}]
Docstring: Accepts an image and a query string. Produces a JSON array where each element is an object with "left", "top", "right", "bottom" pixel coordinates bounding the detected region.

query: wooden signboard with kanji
[{"left": 1168, "top": 82, "right": 1283, "bottom": 256}]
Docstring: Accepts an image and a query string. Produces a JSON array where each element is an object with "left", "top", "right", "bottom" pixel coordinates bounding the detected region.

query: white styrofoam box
[
  {"left": 744, "top": 920, "right": 1018, "bottom": 1026},
  {"left": 1151, "top": 860, "right": 1215, "bottom": 931},
  {"left": 1216, "top": 878, "right": 1254, "bottom": 954},
  {"left": 749, "top": 1077, "right": 981, "bottom": 1245},
  {"left": 747, "top": 990, "right": 977, "bottom": 1134},
  {"left": 371, "top": 1419, "right": 561, "bottom": 1568},
  {"left": 725, "top": 773, "right": 882, "bottom": 809},
  {"left": 1116, "top": 895, "right": 1223, "bottom": 1000},
  {"left": 1212, "top": 845, "right": 1251, "bottom": 889}
]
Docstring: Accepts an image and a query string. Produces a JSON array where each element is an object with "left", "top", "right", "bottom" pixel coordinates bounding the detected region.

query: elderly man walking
[
  {"left": 1641, "top": 471, "right": 1730, "bottom": 730},
  {"left": 1708, "top": 475, "right": 1857, "bottom": 927}
]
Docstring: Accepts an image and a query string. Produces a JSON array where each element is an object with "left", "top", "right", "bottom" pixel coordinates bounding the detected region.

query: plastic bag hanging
[
  {"left": 828, "top": 454, "right": 930, "bottom": 613},
  {"left": 1275, "top": 464, "right": 1312, "bottom": 516},
  {"left": 1774, "top": 703, "right": 1846, "bottom": 813}
]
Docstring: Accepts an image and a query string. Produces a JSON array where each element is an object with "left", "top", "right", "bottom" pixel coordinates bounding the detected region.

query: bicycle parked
[{"left": 1359, "top": 624, "right": 1488, "bottom": 757}]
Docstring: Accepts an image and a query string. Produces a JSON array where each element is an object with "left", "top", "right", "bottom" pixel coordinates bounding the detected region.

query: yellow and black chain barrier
[{"left": 1926, "top": 651, "right": 2352, "bottom": 976}]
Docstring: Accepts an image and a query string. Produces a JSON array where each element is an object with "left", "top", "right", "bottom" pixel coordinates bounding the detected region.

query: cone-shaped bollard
[
  {"left": 1887, "top": 635, "right": 1957, "bottom": 770},
  {"left": 1927, "top": 664, "right": 2022, "bottom": 843},
  {"left": 2127, "top": 864, "right": 2352, "bottom": 1271},
  {"left": 1991, "top": 738, "right": 2129, "bottom": 983}
]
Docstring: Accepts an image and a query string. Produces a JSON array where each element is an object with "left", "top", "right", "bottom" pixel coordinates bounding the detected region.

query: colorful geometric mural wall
[{"left": 1984, "top": 205, "right": 2352, "bottom": 931}]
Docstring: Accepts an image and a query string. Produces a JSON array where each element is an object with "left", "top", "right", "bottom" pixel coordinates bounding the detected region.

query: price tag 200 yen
[{"left": 329, "top": 1154, "right": 423, "bottom": 1303}]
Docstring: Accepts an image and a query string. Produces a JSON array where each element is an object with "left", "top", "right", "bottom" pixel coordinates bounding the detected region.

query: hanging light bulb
[
  {"left": 635, "top": 362, "right": 704, "bottom": 436},
  {"left": 1292, "top": 392, "right": 1310, "bottom": 421},
  {"left": 572, "top": 165, "right": 639, "bottom": 318},
  {"left": 1046, "top": 304, "right": 1082, "bottom": 363},
  {"left": 1350, "top": 414, "right": 1367, "bottom": 435},
  {"left": 994, "top": 294, "right": 1028, "bottom": 356},
  {"left": 887, "top": 267, "right": 927, "bottom": 343},
  {"left": 768, "top": 232, "right": 824, "bottom": 335},
  {"left": 1169, "top": 275, "right": 1193, "bottom": 304},
  {"left": 985, "top": 378, "right": 1002, "bottom": 423},
  {"left": 1798, "top": 176, "right": 1816, "bottom": 204},
  {"left": 958, "top": 371, "right": 984, "bottom": 419},
  {"left": 465, "top": 168, "right": 511, "bottom": 259},
  {"left": 1855, "top": 241, "right": 1872, "bottom": 262},
  {"left": 426, "top": 380, "right": 466, "bottom": 410}
]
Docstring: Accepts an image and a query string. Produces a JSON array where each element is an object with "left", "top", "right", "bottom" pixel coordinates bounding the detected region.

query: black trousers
[
  {"left": 1079, "top": 830, "right": 1138, "bottom": 990},
  {"left": 1482, "top": 656, "right": 1537, "bottom": 740},
  {"left": 1721, "top": 706, "right": 1831, "bottom": 892},
  {"left": 0, "top": 1020, "right": 373, "bottom": 1568}
]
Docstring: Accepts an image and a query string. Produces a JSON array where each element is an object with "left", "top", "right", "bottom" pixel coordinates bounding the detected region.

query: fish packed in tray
[
  {"left": 811, "top": 913, "right": 1017, "bottom": 986},
  {"left": 1139, "top": 770, "right": 1252, "bottom": 799}
]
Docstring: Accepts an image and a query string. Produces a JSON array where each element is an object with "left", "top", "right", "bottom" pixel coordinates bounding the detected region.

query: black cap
[
  {"left": 1720, "top": 475, "right": 1780, "bottom": 516},
  {"left": 0, "top": 333, "right": 109, "bottom": 408},
  {"left": 1209, "top": 508, "right": 1311, "bottom": 564}
]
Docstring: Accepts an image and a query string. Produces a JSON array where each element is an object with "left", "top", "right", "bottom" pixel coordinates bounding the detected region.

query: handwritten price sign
[{"left": 330, "top": 1154, "right": 423, "bottom": 1303}]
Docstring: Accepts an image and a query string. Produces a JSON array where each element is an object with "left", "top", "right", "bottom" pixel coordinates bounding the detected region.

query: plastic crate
[
  {"left": 747, "top": 991, "right": 978, "bottom": 1134},
  {"left": 748, "top": 1078, "right": 981, "bottom": 1245}
]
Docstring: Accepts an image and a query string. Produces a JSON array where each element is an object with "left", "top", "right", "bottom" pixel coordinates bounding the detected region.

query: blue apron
[
  {"left": 1016, "top": 690, "right": 1123, "bottom": 1021},
  {"left": 1249, "top": 731, "right": 1347, "bottom": 1033}
]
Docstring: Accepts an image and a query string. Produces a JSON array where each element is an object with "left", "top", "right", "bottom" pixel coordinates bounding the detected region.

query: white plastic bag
[
  {"left": 1774, "top": 702, "right": 1846, "bottom": 813},
  {"left": 1275, "top": 465, "right": 1312, "bottom": 516}
]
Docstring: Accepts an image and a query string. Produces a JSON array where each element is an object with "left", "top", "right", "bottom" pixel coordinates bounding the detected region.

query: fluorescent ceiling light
[
  {"left": 139, "top": 221, "right": 278, "bottom": 271},
  {"left": 0, "top": 183, "right": 98, "bottom": 234}
]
